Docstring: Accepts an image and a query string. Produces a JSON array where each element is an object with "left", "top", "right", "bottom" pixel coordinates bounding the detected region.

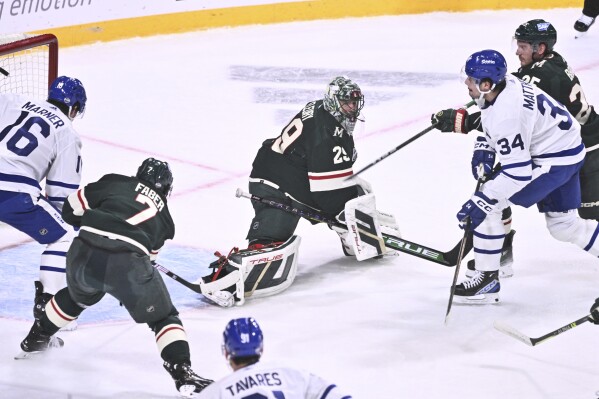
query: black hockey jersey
[
  {"left": 250, "top": 100, "right": 359, "bottom": 217},
  {"left": 513, "top": 51, "right": 599, "bottom": 149},
  {"left": 62, "top": 174, "right": 175, "bottom": 255}
]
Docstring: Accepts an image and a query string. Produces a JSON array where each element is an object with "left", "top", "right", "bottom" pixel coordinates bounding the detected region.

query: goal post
[{"left": 0, "top": 33, "right": 58, "bottom": 99}]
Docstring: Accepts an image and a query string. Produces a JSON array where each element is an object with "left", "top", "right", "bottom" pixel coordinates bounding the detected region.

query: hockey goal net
[{"left": 0, "top": 33, "right": 58, "bottom": 99}]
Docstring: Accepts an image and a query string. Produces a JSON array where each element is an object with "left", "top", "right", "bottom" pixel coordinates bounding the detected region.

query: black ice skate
[
  {"left": 164, "top": 361, "right": 213, "bottom": 397},
  {"left": 34, "top": 281, "right": 77, "bottom": 331},
  {"left": 574, "top": 14, "right": 595, "bottom": 38},
  {"left": 465, "top": 230, "right": 515, "bottom": 278},
  {"left": 15, "top": 321, "right": 64, "bottom": 360},
  {"left": 33, "top": 280, "right": 52, "bottom": 321},
  {"left": 454, "top": 270, "right": 500, "bottom": 304}
]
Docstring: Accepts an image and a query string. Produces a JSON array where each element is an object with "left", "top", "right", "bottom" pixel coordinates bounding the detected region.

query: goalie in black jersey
[
  {"left": 431, "top": 19, "right": 599, "bottom": 278},
  {"left": 17, "top": 158, "right": 212, "bottom": 396},
  {"left": 199, "top": 77, "right": 400, "bottom": 306}
]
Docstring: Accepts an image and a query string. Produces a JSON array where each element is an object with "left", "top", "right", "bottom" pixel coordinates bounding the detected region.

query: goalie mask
[
  {"left": 136, "top": 158, "right": 174, "bottom": 197},
  {"left": 324, "top": 76, "right": 364, "bottom": 125},
  {"left": 200, "top": 235, "right": 301, "bottom": 307}
]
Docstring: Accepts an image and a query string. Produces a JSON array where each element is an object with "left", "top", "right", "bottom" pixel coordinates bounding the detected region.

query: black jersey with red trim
[
  {"left": 250, "top": 100, "right": 359, "bottom": 217},
  {"left": 62, "top": 173, "right": 175, "bottom": 254},
  {"left": 513, "top": 51, "right": 599, "bottom": 149}
]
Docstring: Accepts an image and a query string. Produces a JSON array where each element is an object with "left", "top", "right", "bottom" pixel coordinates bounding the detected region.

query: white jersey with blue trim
[
  {"left": 198, "top": 362, "right": 352, "bottom": 399},
  {"left": 478, "top": 74, "right": 584, "bottom": 202},
  {"left": 0, "top": 93, "right": 82, "bottom": 210}
]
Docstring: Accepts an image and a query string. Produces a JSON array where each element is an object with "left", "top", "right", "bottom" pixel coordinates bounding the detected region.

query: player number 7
[{"left": 126, "top": 194, "right": 158, "bottom": 225}]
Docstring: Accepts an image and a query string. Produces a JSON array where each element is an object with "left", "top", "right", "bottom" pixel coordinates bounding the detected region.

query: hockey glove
[
  {"left": 456, "top": 191, "right": 498, "bottom": 231},
  {"left": 590, "top": 298, "right": 599, "bottom": 325},
  {"left": 471, "top": 135, "right": 496, "bottom": 180},
  {"left": 431, "top": 108, "right": 469, "bottom": 133}
]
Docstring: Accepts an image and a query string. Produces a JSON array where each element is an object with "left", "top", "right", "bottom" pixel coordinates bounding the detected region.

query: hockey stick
[
  {"left": 444, "top": 166, "right": 486, "bottom": 325},
  {"left": 348, "top": 100, "right": 476, "bottom": 180},
  {"left": 152, "top": 262, "right": 235, "bottom": 307},
  {"left": 493, "top": 315, "right": 593, "bottom": 346},
  {"left": 235, "top": 188, "right": 467, "bottom": 267},
  {"left": 0, "top": 67, "right": 9, "bottom": 77}
]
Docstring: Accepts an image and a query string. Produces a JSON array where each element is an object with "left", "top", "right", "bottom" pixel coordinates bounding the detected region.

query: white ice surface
[{"left": 1, "top": 8, "right": 599, "bottom": 399}]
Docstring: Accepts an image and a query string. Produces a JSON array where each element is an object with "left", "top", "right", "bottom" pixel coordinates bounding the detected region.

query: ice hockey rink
[{"left": 1, "top": 6, "right": 599, "bottom": 399}]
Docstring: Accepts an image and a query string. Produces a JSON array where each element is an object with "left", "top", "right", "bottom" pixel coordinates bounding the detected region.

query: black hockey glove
[
  {"left": 590, "top": 297, "right": 599, "bottom": 325},
  {"left": 431, "top": 108, "right": 469, "bottom": 133}
]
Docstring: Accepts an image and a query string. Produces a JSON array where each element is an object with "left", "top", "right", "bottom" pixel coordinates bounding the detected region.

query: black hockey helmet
[
  {"left": 514, "top": 19, "right": 557, "bottom": 52},
  {"left": 136, "top": 158, "right": 173, "bottom": 197}
]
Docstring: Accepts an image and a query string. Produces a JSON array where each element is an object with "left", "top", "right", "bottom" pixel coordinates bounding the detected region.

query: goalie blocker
[{"left": 199, "top": 236, "right": 301, "bottom": 307}]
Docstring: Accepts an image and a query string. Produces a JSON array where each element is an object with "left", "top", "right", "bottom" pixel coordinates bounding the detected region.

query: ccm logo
[{"left": 476, "top": 199, "right": 493, "bottom": 212}]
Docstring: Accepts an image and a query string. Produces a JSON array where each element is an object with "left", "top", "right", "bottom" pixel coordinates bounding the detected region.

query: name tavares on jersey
[
  {"left": 135, "top": 183, "right": 165, "bottom": 212},
  {"left": 225, "top": 372, "right": 282, "bottom": 395},
  {"left": 22, "top": 101, "right": 65, "bottom": 128},
  {"left": 520, "top": 80, "right": 535, "bottom": 111}
]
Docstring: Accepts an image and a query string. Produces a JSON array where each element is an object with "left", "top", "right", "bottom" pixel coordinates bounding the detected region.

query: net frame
[{"left": 0, "top": 33, "right": 58, "bottom": 99}]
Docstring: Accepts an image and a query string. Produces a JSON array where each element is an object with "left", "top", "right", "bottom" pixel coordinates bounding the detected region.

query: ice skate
[
  {"left": 15, "top": 321, "right": 64, "bottom": 360},
  {"left": 574, "top": 14, "right": 595, "bottom": 38},
  {"left": 465, "top": 230, "right": 515, "bottom": 278},
  {"left": 164, "top": 361, "right": 213, "bottom": 397},
  {"left": 34, "top": 281, "right": 77, "bottom": 331},
  {"left": 454, "top": 270, "right": 500, "bottom": 304}
]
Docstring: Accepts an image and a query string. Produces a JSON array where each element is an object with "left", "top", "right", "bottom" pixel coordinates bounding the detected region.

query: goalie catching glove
[{"left": 198, "top": 235, "right": 301, "bottom": 307}]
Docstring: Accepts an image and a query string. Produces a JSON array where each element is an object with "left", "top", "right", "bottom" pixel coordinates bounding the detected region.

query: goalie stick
[
  {"left": 348, "top": 100, "right": 476, "bottom": 180},
  {"left": 493, "top": 315, "right": 593, "bottom": 346},
  {"left": 152, "top": 262, "right": 235, "bottom": 307},
  {"left": 235, "top": 188, "right": 470, "bottom": 267}
]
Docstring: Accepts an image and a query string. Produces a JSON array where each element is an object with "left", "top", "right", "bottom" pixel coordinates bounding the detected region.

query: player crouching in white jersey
[
  {"left": 198, "top": 317, "right": 352, "bottom": 399},
  {"left": 0, "top": 76, "right": 86, "bottom": 327},
  {"left": 198, "top": 77, "right": 400, "bottom": 307},
  {"left": 440, "top": 50, "right": 599, "bottom": 304}
]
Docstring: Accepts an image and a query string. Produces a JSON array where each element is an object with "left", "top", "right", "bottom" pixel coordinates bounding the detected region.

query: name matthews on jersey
[
  {"left": 520, "top": 80, "right": 535, "bottom": 111},
  {"left": 22, "top": 101, "right": 65, "bottom": 128},
  {"left": 225, "top": 372, "right": 282, "bottom": 395},
  {"left": 135, "top": 182, "right": 165, "bottom": 211}
]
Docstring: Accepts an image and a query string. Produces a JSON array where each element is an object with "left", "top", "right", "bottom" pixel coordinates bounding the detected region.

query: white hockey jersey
[
  {"left": 0, "top": 93, "right": 82, "bottom": 210},
  {"left": 198, "top": 362, "right": 352, "bottom": 399},
  {"left": 477, "top": 74, "right": 584, "bottom": 202}
]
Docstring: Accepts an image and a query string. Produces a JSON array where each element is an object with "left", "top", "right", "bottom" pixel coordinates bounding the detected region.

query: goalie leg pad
[
  {"left": 200, "top": 235, "right": 301, "bottom": 306},
  {"left": 343, "top": 194, "right": 386, "bottom": 260}
]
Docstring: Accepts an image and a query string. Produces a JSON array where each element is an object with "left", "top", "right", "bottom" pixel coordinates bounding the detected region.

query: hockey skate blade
[
  {"left": 575, "top": 31, "right": 588, "bottom": 39},
  {"left": 454, "top": 293, "right": 500, "bottom": 305},
  {"left": 14, "top": 351, "right": 40, "bottom": 360},
  {"left": 493, "top": 321, "right": 533, "bottom": 346}
]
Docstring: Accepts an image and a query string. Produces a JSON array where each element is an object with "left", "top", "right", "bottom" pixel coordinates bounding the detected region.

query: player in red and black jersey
[
  {"left": 17, "top": 158, "right": 212, "bottom": 396},
  {"left": 248, "top": 76, "right": 366, "bottom": 246}
]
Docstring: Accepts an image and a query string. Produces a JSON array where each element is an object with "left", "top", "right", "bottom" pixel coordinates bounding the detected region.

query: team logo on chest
[{"left": 333, "top": 127, "right": 344, "bottom": 137}]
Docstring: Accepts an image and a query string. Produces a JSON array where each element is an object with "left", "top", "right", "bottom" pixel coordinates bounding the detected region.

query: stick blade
[{"left": 493, "top": 320, "right": 534, "bottom": 346}]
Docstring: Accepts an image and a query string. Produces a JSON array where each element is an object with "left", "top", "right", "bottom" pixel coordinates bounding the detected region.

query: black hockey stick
[
  {"left": 494, "top": 315, "right": 593, "bottom": 346},
  {"left": 235, "top": 188, "right": 468, "bottom": 267},
  {"left": 444, "top": 166, "right": 487, "bottom": 324},
  {"left": 153, "top": 262, "right": 203, "bottom": 294},
  {"left": 0, "top": 67, "right": 9, "bottom": 77},
  {"left": 348, "top": 100, "right": 476, "bottom": 180},
  {"left": 153, "top": 262, "right": 235, "bottom": 307}
]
